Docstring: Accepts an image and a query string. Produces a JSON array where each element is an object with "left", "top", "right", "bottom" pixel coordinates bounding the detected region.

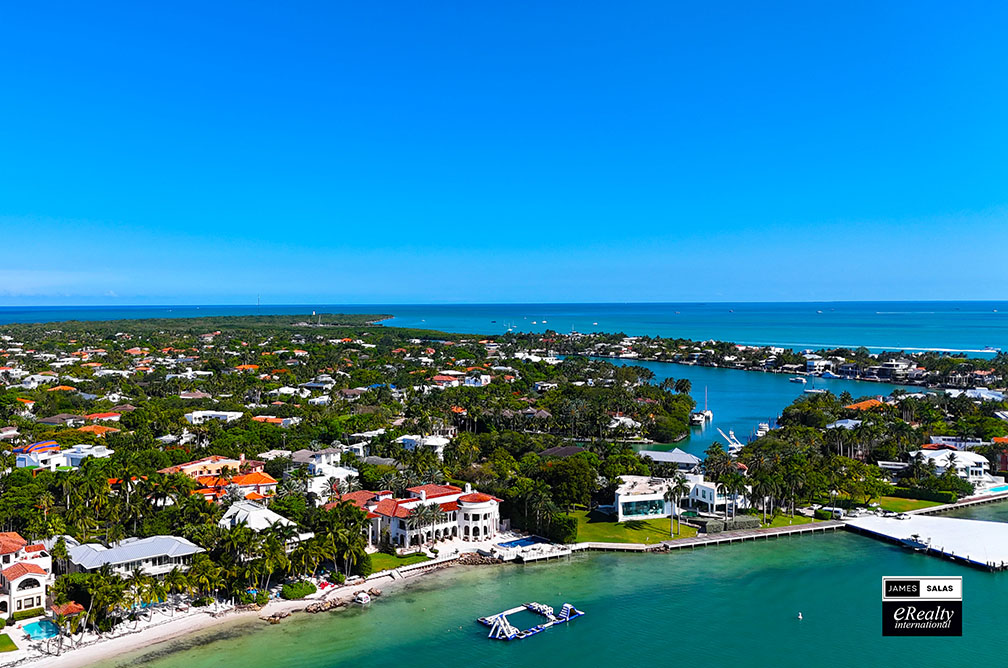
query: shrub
[
  {"left": 191, "top": 596, "right": 213, "bottom": 608},
  {"left": 814, "top": 509, "right": 833, "bottom": 520},
  {"left": 333, "top": 572, "right": 346, "bottom": 585},
  {"left": 0, "top": 617, "right": 6, "bottom": 629},
  {"left": 281, "top": 581, "right": 317, "bottom": 600},
  {"left": 256, "top": 591, "right": 269, "bottom": 606},
  {"left": 890, "top": 487, "right": 958, "bottom": 504},
  {"left": 353, "top": 552, "right": 373, "bottom": 578},
  {"left": 12, "top": 608, "right": 45, "bottom": 622},
  {"left": 543, "top": 513, "right": 578, "bottom": 543},
  {"left": 727, "top": 516, "right": 759, "bottom": 531}
]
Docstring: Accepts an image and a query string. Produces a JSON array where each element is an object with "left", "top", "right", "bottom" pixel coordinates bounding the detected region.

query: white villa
[
  {"left": 333, "top": 483, "right": 502, "bottom": 548},
  {"left": 909, "top": 449, "right": 993, "bottom": 486},
  {"left": 185, "top": 410, "right": 244, "bottom": 425},
  {"left": 0, "top": 532, "right": 52, "bottom": 617},
  {"left": 219, "top": 500, "right": 314, "bottom": 548}
]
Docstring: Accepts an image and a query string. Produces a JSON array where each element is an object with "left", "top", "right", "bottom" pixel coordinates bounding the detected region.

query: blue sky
[{"left": 1, "top": 2, "right": 1006, "bottom": 304}]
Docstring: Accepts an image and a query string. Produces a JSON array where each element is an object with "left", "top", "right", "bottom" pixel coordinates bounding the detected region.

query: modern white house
[
  {"left": 395, "top": 434, "right": 451, "bottom": 459},
  {"left": 614, "top": 476, "right": 671, "bottom": 522},
  {"left": 185, "top": 410, "right": 244, "bottom": 425},
  {"left": 62, "top": 535, "right": 205, "bottom": 577},
  {"left": 639, "top": 448, "right": 701, "bottom": 472},
  {"left": 687, "top": 474, "right": 751, "bottom": 515},
  {"left": 63, "top": 443, "right": 115, "bottom": 467}
]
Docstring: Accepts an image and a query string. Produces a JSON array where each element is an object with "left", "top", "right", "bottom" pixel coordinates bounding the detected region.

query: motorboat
[
  {"left": 354, "top": 592, "right": 372, "bottom": 605},
  {"left": 789, "top": 377, "right": 807, "bottom": 384}
]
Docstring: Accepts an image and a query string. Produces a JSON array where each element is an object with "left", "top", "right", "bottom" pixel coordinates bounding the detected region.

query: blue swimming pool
[
  {"left": 23, "top": 619, "right": 59, "bottom": 640},
  {"left": 988, "top": 485, "right": 1008, "bottom": 493},
  {"left": 497, "top": 536, "right": 548, "bottom": 549}
]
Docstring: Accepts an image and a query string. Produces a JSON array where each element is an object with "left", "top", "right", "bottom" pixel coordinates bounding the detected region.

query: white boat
[
  {"left": 756, "top": 422, "right": 770, "bottom": 437},
  {"left": 789, "top": 377, "right": 807, "bottom": 384},
  {"left": 804, "top": 388, "right": 827, "bottom": 394},
  {"left": 689, "top": 412, "right": 706, "bottom": 425},
  {"left": 354, "top": 592, "right": 372, "bottom": 605}
]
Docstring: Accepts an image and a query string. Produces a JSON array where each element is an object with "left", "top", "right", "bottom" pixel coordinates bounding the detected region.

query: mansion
[{"left": 331, "top": 483, "right": 502, "bottom": 548}]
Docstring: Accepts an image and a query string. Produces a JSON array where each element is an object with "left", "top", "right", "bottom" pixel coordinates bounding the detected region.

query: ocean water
[
  {"left": 94, "top": 503, "right": 1008, "bottom": 668},
  {"left": 600, "top": 357, "right": 902, "bottom": 454},
  {"left": 0, "top": 302, "right": 1005, "bottom": 355}
]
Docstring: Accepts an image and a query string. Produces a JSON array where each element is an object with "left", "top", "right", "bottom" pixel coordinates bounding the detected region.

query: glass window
[{"left": 621, "top": 499, "right": 666, "bottom": 518}]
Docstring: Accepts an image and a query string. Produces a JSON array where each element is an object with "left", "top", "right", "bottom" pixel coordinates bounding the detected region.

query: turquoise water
[
  {"left": 600, "top": 357, "right": 902, "bottom": 455},
  {"left": 1, "top": 302, "right": 1004, "bottom": 355},
  {"left": 23, "top": 619, "right": 59, "bottom": 639},
  {"left": 94, "top": 503, "right": 1008, "bottom": 668}
]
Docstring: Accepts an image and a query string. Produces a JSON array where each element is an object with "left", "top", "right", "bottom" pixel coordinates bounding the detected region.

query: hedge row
[
  {"left": 280, "top": 581, "right": 318, "bottom": 600},
  {"left": 695, "top": 516, "right": 761, "bottom": 534},
  {"left": 11, "top": 608, "right": 44, "bottom": 622},
  {"left": 544, "top": 513, "right": 579, "bottom": 543},
  {"left": 891, "top": 487, "right": 958, "bottom": 504},
  {"left": 813, "top": 509, "right": 834, "bottom": 520}
]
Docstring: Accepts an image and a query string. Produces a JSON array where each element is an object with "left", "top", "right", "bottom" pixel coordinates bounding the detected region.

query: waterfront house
[
  {"left": 907, "top": 449, "right": 993, "bottom": 486},
  {"left": 614, "top": 476, "right": 671, "bottom": 522},
  {"left": 0, "top": 532, "right": 52, "bottom": 617},
  {"left": 61, "top": 535, "right": 204, "bottom": 577},
  {"left": 332, "top": 483, "right": 502, "bottom": 548}
]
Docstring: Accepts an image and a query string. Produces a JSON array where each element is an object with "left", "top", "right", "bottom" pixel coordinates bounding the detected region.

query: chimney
[
  {"left": 419, "top": 490, "right": 427, "bottom": 501},
  {"left": 239, "top": 453, "right": 245, "bottom": 464},
  {"left": 465, "top": 483, "right": 472, "bottom": 494}
]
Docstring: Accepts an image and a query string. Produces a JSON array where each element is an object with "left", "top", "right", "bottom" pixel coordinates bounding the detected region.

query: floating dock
[
  {"left": 846, "top": 515, "right": 1008, "bottom": 571},
  {"left": 478, "top": 602, "right": 584, "bottom": 640}
]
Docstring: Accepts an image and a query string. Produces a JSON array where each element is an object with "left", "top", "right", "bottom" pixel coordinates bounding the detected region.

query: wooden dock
[{"left": 569, "top": 521, "right": 843, "bottom": 554}]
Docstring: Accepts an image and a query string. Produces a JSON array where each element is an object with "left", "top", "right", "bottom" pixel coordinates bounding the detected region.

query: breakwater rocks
[
  {"left": 457, "top": 552, "right": 503, "bottom": 566},
  {"left": 305, "top": 599, "right": 346, "bottom": 613},
  {"left": 262, "top": 610, "right": 291, "bottom": 624}
]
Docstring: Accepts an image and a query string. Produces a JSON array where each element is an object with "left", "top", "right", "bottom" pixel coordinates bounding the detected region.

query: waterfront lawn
[
  {"left": 877, "top": 496, "right": 941, "bottom": 513},
  {"left": 572, "top": 510, "right": 697, "bottom": 543},
  {"left": 756, "top": 513, "right": 816, "bottom": 529},
  {"left": 0, "top": 634, "right": 16, "bottom": 653},
  {"left": 370, "top": 552, "right": 431, "bottom": 572}
]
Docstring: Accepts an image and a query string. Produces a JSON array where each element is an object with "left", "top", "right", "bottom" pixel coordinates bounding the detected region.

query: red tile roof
[
  {"left": 844, "top": 399, "right": 884, "bottom": 411},
  {"left": 372, "top": 498, "right": 413, "bottom": 519},
  {"left": 458, "top": 492, "right": 496, "bottom": 504},
  {"left": 406, "top": 484, "right": 462, "bottom": 500},
  {"left": 2, "top": 561, "right": 46, "bottom": 581},
  {"left": 51, "top": 601, "right": 85, "bottom": 616},
  {"left": 0, "top": 532, "right": 27, "bottom": 556}
]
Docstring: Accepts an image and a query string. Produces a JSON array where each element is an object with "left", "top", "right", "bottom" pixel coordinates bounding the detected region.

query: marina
[{"left": 478, "top": 602, "right": 585, "bottom": 640}]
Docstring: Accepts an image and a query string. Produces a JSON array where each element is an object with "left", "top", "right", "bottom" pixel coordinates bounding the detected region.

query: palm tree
[
  {"left": 164, "top": 567, "right": 190, "bottom": 616},
  {"left": 665, "top": 473, "right": 690, "bottom": 536},
  {"left": 674, "top": 378, "right": 692, "bottom": 395}
]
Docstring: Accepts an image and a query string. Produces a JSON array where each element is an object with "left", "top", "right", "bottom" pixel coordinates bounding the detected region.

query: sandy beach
[{"left": 13, "top": 568, "right": 437, "bottom": 668}]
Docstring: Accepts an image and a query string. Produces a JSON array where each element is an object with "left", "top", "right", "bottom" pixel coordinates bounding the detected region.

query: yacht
[{"left": 789, "top": 377, "right": 807, "bottom": 384}]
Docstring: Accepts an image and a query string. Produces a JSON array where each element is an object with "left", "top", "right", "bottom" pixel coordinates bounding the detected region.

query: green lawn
[
  {"left": 877, "top": 496, "right": 941, "bottom": 513},
  {"left": 754, "top": 513, "right": 817, "bottom": 528},
  {"left": 370, "top": 552, "right": 431, "bottom": 571},
  {"left": 571, "top": 510, "right": 697, "bottom": 543},
  {"left": 0, "top": 634, "right": 16, "bottom": 653}
]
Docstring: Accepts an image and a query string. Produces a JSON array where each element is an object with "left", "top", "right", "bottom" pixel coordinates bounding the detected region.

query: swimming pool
[
  {"left": 497, "top": 536, "right": 548, "bottom": 549},
  {"left": 988, "top": 485, "right": 1008, "bottom": 493},
  {"left": 23, "top": 619, "right": 59, "bottom": 640}
]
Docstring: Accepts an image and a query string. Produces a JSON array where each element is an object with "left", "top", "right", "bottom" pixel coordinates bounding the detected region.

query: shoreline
[
  {"left": 21, "top": 494, "right": 1008, "bottom": 668},
  {"left": 17, "top": 571, "right": 425, "bottom": 668}
]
